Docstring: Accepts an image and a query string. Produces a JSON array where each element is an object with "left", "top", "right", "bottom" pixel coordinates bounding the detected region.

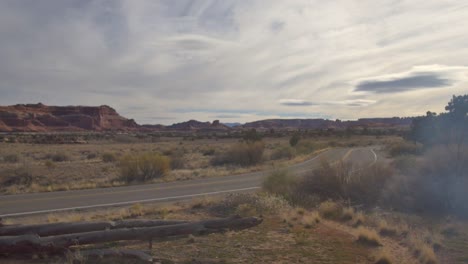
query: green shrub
[
  {"left": 289, "top": 133, "right": 300, "bottom": 147},
  {"left": 211, "top": 141, "right": 265, "bottom": 166},
  {"left": 102, "top": 152, "right": 117, "bottom": 163},
  {"left": 3, "top": 154, "right": 19, "bottom": 163},
  {"left": 119, "top": 153, "right": 170, "bottom": 183}
]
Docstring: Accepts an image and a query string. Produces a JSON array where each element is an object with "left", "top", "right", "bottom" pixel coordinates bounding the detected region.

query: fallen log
[
  {"left": 0, "top": 216, "right": 262, "bottom": 255},
  {"left": 0, "top": 219, "right": 188, "bottom": 237}
]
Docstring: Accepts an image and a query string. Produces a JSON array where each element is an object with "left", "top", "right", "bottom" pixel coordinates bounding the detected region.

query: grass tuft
[{"left": 356, "top": 227, "right": 382, "bottom": 247}]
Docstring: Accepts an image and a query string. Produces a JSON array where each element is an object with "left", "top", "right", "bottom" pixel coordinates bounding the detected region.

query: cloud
[
  {"left": 279, "top": 99, "right": 316, "bottom": 106},
  {"left": 354, "top": 65, "right": 468, "bottom": 93},
  {"left": 1, "top": 1, "right": 468, "bottom": 124}
]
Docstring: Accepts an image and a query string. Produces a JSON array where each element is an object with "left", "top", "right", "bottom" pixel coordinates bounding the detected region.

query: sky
[{"left": 1, "top": 0, "right": 467, "bottom": 125}]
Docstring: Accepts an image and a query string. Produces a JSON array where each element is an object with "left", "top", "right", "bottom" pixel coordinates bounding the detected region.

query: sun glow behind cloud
[{"left": 0, "top": 0, "right": 467, "bottom": 124}]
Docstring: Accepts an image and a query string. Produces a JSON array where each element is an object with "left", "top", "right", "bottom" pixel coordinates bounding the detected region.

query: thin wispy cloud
[
  {"left": 0, "top": 1, "right": 467, "bottom": 124},
  {"left": 279, "top": 99, "right": 316, "bottom": 106}
]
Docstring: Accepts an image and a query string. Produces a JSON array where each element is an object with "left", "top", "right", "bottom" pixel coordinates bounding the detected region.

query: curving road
[{"left": 0, "top": 147, "right": 377, "bottom": 218}]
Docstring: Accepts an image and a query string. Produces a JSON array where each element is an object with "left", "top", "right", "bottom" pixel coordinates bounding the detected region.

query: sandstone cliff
[{"left": 0, "top": 103, "right": 138, "bottom": 132}]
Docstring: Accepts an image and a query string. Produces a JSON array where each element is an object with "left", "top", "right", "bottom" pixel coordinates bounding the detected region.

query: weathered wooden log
[
  {"left": 78, "top": 249, "right": 153, "bottom": 263},
  {"left": 0, "top": 216, "right": 262, "bottom": 255},
  {"left": 0, "top": 219, "right": 188, "bottom": 237}
]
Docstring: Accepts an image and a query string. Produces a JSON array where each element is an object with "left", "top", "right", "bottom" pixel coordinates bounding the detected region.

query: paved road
[{"left": 0, "top": 147, "right": 377, "bottom": 217}]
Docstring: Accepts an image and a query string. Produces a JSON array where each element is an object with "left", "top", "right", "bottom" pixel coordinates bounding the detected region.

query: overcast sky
[{"left": 1, "top": 0, "right": 467, "bottom": 124}]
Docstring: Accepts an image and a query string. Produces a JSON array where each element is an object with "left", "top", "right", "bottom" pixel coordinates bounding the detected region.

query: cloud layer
[{"left": 1, "top": 0, "right": 468, "bottom": 124}]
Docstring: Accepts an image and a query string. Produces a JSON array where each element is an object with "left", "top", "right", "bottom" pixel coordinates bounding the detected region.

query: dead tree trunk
[
  {"left": 0, "top": 216, "right": 262, "bottom": 255},
  {"left": 0, "top": 219, "right": 188, "bottom": 237}
]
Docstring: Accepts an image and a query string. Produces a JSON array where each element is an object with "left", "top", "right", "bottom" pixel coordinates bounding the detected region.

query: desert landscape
[
  {"left": 1, "top": 1, "right": 468, "bottom": 263},
  {"left": 1, "top": 95, "right": 468, "bottom": 264}
]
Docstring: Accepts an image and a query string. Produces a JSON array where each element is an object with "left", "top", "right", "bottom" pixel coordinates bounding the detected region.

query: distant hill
[
  {"left": 0, "top": 103, "right": 413, "bottom": 133},
  {"left": 0, "top": 103, "right": 138, "bottom": 132},
  {"left": 243, "top": 117, "right": 413, "bottom": 130},
  {"left": 166, "top": 119, "right": 230, "bottom": 132}
]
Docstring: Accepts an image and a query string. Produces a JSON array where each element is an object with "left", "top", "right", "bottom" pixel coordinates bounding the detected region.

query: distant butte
[{"left": 0, "top": 103, "right": 138, "bottom": 132}]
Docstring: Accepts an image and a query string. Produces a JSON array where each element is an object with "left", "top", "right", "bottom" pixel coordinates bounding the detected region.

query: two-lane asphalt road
[{"left": 0, "top": 147, "right": 377, "bottom": 217}]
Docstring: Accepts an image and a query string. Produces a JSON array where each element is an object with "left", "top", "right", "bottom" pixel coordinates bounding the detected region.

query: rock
[{"left": 0, "top": 103, "right": 139, "bottom": 132}]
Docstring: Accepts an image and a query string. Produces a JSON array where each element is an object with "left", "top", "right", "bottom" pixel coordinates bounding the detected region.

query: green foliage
[
  {"left": 408, "top": 94, "right": 467, "bottom": 146},
  {"left": 211, "top": 141, "right": 265, "bottom": 166},
  {"left": 289, "top": 133, "right": 300, "bottom": 147},
  {"left": 445, "top": 94, "right": 468, "bottom": 119},
  {"left": 119, "top": 153, "right": 170, "bottom": 182},
  {"left": 101, "top": 152, "right": 117, "bottom": 163}
]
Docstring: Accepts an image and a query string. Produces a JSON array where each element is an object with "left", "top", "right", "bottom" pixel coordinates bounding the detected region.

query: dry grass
[
  {"left": 356, "top": 227, "right": 382, "bottom": 247},
  {"left": 373, "top": 248, "right": 395, "bottom": 264},
  {"left": 318, "top": 200, "right": 343, "bottom": 220},
  {"left": 378, "top": 219, "right": 399, "bottom": 237},
  {"left": 2, "top": 194, "right": 376, "bottom": 264}
]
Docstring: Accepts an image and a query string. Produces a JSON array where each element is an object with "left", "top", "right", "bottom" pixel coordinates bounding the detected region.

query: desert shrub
[
  {"left": 318, "top": 200, "right": 343, "bottom": 220},
  {"left": 119, "top": 153, "right": 170, "bottom": 183},
  {"left": 270, "top": 145, "right": 296, "bottom": 160},
  {"left": 202, "top": 147, "right": 216, "bottom": 156},
  {"left": 295, "top": 140, "right": 318, "bottom": 155},
  {"left": 1, "top": 168, "right": 33, "bottom": 187},
  {"left": 289, "top": 133, "right": 300, "bottom": 147},
  {"left": 387, "top": 141, "right": 423, "bottom": 157},
  {"left": 101, "top": 152, "right": 117, "bottom": 163},
  {"left": 86, "top": 153, "right": 97, "bottom": 159},
  {"left": 382, "top": 145, "right": 468, "bottom": 217},
  {"left": 44, "top": 160, "right": 55, "bottom": 169},
  {"left": 299, "top": 160, "right": 393, "bottom": 206},
  {"left": 168, "top": 149, "right": 186, "bottom": 169},
  {"left": 46, "top": 153, "right": 69, "bottom": 162},
  {"left": 211, "top": 141, "right": 265, "bottom": 166},
  {"left": 262, "top": 170, "right": 298, "bottom": 201},
  {"left": 2, "top": 154, "right": 19, "bottom": 163}
]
